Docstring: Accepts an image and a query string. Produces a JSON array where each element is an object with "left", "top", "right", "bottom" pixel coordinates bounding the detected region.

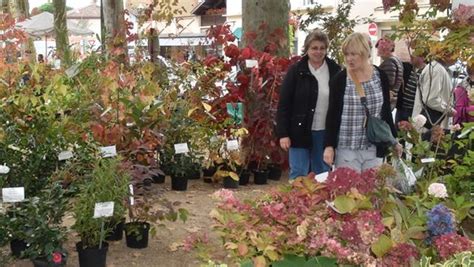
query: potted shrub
[
  {"left": 125, "top": 184, "right": 188, "bottom": 249},
  {"left": 73, "top": 158, "right": 129, "bottom": 267},
  {"left": 167, "top": 153, "right": 198, "bottom": 191},
  {"left": 22, "top": 183, "right": 68, "bottom": 267}
]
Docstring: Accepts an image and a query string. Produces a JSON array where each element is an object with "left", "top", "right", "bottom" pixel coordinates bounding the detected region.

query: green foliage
[
  {"left": 72, "top": 158, "right": 130, "bottom": 248},
  {"left": 419, "top": 251, "right": 474, "bottom": 267},
  {"left": 37, "top": 3, "right": 72, "bottom": 13},
  {"left": 272, "top": 254, "right": 338, "bottom": 267}
]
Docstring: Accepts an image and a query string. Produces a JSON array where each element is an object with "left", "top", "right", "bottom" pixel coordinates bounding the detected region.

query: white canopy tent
[{"left": 16, "top": 12, "right": 94, "bottom": 60}]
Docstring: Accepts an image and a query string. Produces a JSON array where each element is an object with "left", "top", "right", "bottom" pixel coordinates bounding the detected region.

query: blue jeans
[{"left": 289, "top": 130, "right": 329, "bottom": 179}]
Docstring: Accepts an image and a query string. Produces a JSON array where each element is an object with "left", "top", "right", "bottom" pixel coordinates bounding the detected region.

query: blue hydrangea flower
[{"left": 426, "top": 204, "right": 455, "bottom": 244}]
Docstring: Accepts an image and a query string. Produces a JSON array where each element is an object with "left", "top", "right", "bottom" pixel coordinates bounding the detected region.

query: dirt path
[{"left": 7, "top": 175, "right": 288, "bottom": 267}]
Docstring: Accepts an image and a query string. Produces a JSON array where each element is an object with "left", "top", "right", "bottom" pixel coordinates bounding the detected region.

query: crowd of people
[{"left": 276, "top": 30, "right": 473, "bottom": 182}]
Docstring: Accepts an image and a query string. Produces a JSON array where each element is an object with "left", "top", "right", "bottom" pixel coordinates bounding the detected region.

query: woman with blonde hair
[
  {"left": 276, "top": 29, "right": 340, "bottom": 182},
  {"left": 323, "top": 32, "right": 401, "bottom": 172}
]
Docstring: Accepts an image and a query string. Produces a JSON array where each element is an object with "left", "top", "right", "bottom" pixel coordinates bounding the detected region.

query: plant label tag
[
  {"left": 93, "top": 201, "right": 114, "bottom": 218},
  {"left": 100, "top": 145, "right": 117, "bottom": 158},
  {"left": 58, "top": 151, "right": 74, "bottom": 161},
  {"left": 457, "top": 126, "right": 473, "bottom": 139},
  {"left": 245, "top": 59, "right": 258, "bottom": 68},
  {"left": 174, "top": 143, "right": 189, "bottom": 154},
  {"left": 226, "top": 140, "right": 239, "bottom": 151},
  {"left": 325, "top": 200, "right": 342, "bottom": 214},
  {"left": 315, "top": 172, "right": 329, "bottom": 183},
  {"left": 129, "top": 184, "right": 134, "bottom": 195},
  {"left": 421, "top": 158, "right": 435, "bottom": 164},
  {"left": 2, "top": 187, "right": 25, "bottom": 203},
  {"left": 129, "top": 196, "right": 134, "bottom": 206}
]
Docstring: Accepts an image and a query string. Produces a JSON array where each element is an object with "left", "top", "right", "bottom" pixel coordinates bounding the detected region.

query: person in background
[
  {"left": 395, "top": 61, "right": 419, "bottom": 124},
  {"left": 37, "top": 54, "right": 44, "bottom": 63},
  {"left": 323, "top": 32, "right": 401, "bottom": 172},
  {"left": 276, "top": 29, "right": 341, "bottom": 182},
  {"left": 376, "top": 37, "right": 404, "bottom": 110},
  {"left": 453, "top": 66, "right": 474, "bottom": 125},
  {"left": 411, "top": 51, "right": 456, "bottom": 130}
]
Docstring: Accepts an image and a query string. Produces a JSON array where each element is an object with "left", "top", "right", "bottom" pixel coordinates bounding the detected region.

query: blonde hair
[
  {"left": 341, "top": 32, "right": 372, "bottom": 59},
  {"left": 302, "top": 29, "right": 329, "bottom": 55}
]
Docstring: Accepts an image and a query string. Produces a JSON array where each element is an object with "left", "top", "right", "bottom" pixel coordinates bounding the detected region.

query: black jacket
[
  {"left": 324, "top": 67, "right": 397, "bottom": 158},
  {"left": 276, "top": 56, "right": 341, "bottom": 148}
]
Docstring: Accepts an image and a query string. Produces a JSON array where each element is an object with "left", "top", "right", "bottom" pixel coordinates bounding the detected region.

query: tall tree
[
  {"left": 102, "top": 0, "right": 127, "bottom": 60},
  {"left": 242, "top": 0, "right": 290, "bottom": 57},
  {"left": 53, "top": 0, "right": 71, "bottom": 65}
]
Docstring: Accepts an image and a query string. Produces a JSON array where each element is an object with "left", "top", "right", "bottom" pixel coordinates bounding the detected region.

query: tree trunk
[
  {"left": 103, "top": 0, "right": 127, "bottom": 61},
  {"left": 53, "top": 0, "right": 70, "bottom": 66},
  {"left": 14, "top": 0, "right": 28, "bottom": 18},
  {"left": 242, "top": 0, "right": 290, "bottom": 57},
  {"left": 2, "top": 0, "right": 10, "bottom": 14}
]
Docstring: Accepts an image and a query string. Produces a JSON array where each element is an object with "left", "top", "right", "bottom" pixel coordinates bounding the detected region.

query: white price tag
[
  {"left": 93, "top": 201, "right": 114, "bottom": 218},
  {"left": 100, "top": 145, "right": 117, "bottom": 158},
  {"left": 174, "top": 143, "right": 189, "bottom": 154},
  {"left": 129, "top": 184, "right": 134, "bottom": 195},
  {"left": 421, "top": 158, "right": 435, "bottom": 164},
  {"left": 2, "top": 187, "right": 25, "bottom": 203},
  {"left": 129, "top": 196, "right": 135, "bottom": 205},
  {"left": 315, "top": 171, "right": 329, "bottom": 183},
  {"left": 58, "top": 151, "right": 74, "bottom": 161},
  {"left": 245, "top": 59, "right": 258, "bottom": 68},
  {"left": 226, "top": 140, "right": 239, "bottom": 151}
]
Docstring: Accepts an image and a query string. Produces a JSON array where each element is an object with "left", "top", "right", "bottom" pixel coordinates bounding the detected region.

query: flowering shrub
[
  {"left": 433, "top": 233, "right": 473, "bottom": 259},
  {"left": 380, "top": 243, "right": 419, "bottom": 267},
  {"left": 426, "top": 204, "right": 455, "bottom": 243}
]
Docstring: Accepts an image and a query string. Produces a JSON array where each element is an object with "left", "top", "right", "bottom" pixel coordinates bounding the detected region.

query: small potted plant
[
  {"left": 23, "top": 182, "right": 68, "bottom": 267},
  {"left": 73, "top": 158, "right": 129, "bottom": 267},
  {"left": 125, "top": 185, "right": 188, "bottom": 249}
]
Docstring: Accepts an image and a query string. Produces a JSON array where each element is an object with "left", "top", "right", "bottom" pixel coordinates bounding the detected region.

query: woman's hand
[
  {"left": 279, "top": 137, "right": 291, "bottom": 151},
  {"left": 323, "top": 146, "right": 334, "bottom": 166},
  {"left": 393, "top": 143, "right": 403, "bottom": 158}
]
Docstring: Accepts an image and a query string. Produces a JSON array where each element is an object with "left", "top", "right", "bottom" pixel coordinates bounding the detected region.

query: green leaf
[
  {"left": 306, "top": 256, "right": 338, "bottom": 267},
  {"left": 371, "top": 234, "right": 393, "bottom": 258},
  {"left": 240, "top": 259, "right": 254, "bottom": 267},
  {"left": 333, "top": 195, "right": 356, "bottom": 214},
  {"left": 178, "top": 208, "right": 189, "bottom": 223},
  {"left": 272, "top": 254, "right": 306, "bottom": 267},
  {"left": 382, "top": 217, "right": 394, "bottom": 228}
]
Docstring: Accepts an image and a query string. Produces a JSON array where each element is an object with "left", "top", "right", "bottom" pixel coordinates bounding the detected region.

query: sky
[{"left": 29, "top": 0, "right": 97, "bottom": 11}]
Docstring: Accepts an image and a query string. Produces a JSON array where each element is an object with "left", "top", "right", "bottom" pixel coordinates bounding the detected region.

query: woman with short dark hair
[{"left": 276, "top": 29, "right": 341, "bottom": 182}]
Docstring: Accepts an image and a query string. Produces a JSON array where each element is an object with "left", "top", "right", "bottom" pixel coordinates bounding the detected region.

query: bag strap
[{"left": 349, "top": 70, "right": 370, "bottom": 117}]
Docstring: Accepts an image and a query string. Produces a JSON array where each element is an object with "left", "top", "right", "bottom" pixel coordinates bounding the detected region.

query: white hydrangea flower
[
  {"left": 0, "top": 164, "right": 10, "bottom": 174},
  {"left": 428, "top": 182, "right": 448, "bottom": 198},
  {"left": 413, "top": 114, "right": 427, "bottom": 130}
]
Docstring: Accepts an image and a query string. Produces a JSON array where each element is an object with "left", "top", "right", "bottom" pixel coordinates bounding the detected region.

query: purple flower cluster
[{"left": 426, "top": 204, "right": 455, "bottom": 243}]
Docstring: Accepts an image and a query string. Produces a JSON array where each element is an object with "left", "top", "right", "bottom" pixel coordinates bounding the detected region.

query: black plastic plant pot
[
  {"left": 187, "top": 168, "right": 201, "bottom": 180},
  {"left": 105, "top": 218, "right": 125, "bottom": 241},
  {"left": 253, "top": 169, "right": 269, "bottom": 185},
  {"left": 268, "top": 164, "right": 282, "bottom": 180},
  {"left": 143, "top": 178, "right": 153, "bottom": 187},
  {"left": 76, "top": 241, "right": 108, "bottom": 267},
  {"left": 239, "top": 170, "right": 251, "bottom": 185},
  {"left": 171, "top": 175, "right": 188, "bottom": 191},
  {"left": 31, "top": 257, "right": 66, "bottom": 267},
  {"left": 10, "top": 239, "right": 28, "bottom": 258},
  {"left": 124, "top": 222, "right": 150, "bottom": 249},
  {"left": 202, "top": 167, "right": 216, "bottom": 177},
  {"left": 223, "top": 176, "right": 239, "bottom": 189},
  {"left": 152, "top": 174, "right": 165, "bottom": 184}
]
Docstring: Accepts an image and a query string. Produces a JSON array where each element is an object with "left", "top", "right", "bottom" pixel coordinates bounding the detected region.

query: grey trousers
[{"left": 335, "top": 147, "right": 383, "bottom": 172}]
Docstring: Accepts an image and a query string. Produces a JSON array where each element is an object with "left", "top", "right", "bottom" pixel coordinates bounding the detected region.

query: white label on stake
[
  {"left": 100, "top": 145, "right": 117, "bottom": 158},
  {"left": 315, "top": 171, "right": 329, "bottom": 183},
  {"left": 93, "top": 201, "right": 114, "bottom": 218},
  {"left": 245, "top": 59, "right": 258, "bottom": 68},
  {"left": 174, "top": 143, "right": 189, "bottom": 154},
  {"left": 421, "top": 158, "right": 435, "bottom": 164},
  {"left": 129, "top": 184, "right": 134, "bottom": 195},
  {"left": 2, "top": 187, "right": 25, "bottom": 203},
  {"left": 226, "top": 140, "right": 239, "bottom": 151},
  {"left": 129, "top": 196, "right": 134, "bottom": 206},
  {"left": 58, "top": 151, "right": 74, "bottom": 161}
]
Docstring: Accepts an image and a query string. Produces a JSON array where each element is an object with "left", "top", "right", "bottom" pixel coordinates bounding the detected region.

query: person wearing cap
[
  {"left": 276, "top": 30, "right": 341, "bottom": 181},
  {"left": 376, "top": 37, "right": 404, "bottom": 110}
]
